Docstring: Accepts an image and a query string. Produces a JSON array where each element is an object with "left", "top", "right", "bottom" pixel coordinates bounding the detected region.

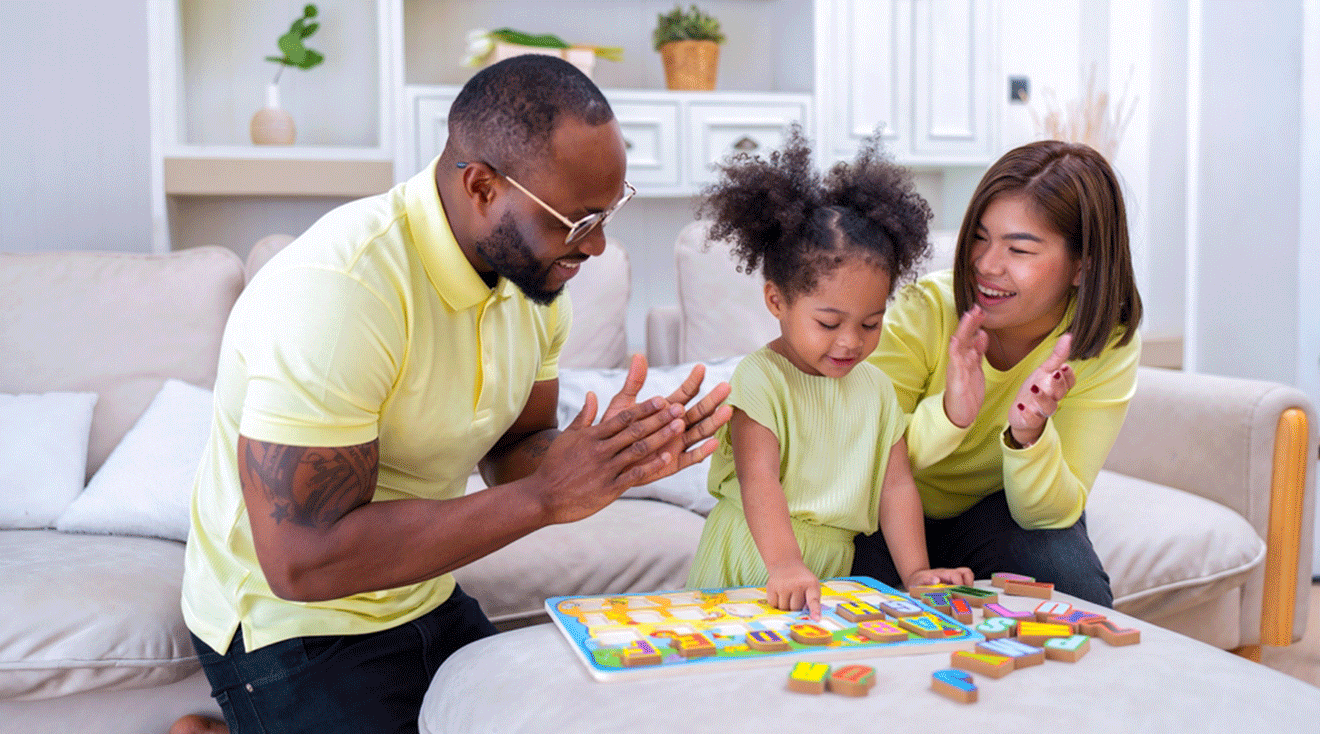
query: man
[{"left": 173, "top": 55, "right": 731, "bottom": 734}]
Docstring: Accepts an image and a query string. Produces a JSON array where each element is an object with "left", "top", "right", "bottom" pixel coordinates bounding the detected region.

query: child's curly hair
[{"left": 698, "top": 124, "right": 932, "bottom": 300}]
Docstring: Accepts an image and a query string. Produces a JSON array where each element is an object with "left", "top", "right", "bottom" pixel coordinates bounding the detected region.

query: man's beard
[{"left": 473, "top": 212, "right": 564, "bottom": 306}]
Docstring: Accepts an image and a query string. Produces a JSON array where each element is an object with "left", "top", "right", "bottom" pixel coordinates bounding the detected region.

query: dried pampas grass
[{"left": 1032, "top": 64, "right": 1137, "bottom": 161}]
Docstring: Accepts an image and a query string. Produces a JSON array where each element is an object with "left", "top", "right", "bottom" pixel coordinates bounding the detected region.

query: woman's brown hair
[{"left": 952, "top": 140, "right": 1142, "bottom": 360}]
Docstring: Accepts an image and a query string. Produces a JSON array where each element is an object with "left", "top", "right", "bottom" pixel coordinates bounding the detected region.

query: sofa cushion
[
  {"left": 56, "top": 379, "right": 213, "bottom": 542},
  {"left": 561, "top": 239, "right": 631, "bottom": 370},
  {"left": 451, "top": 499, "right": 706, "bottom": 627},
  {"left": 0, "top": 391, "right": 97, "bottom": 528},
  {"left": 673, "top": 221, "right": 778, "bottom": 363},
  {"left": 1087, "top": 470, "right": 1265, "bottom": 620},
  {"left": 0, "top": 530, "right": 198, "bottom": 701},
  {"left": 0, "top": 247, "right": 244, "bottom": 477}
]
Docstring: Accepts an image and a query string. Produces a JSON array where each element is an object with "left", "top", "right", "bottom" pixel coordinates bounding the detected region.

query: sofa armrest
[
  {"left": 1104, "top": 366, "right": 1316, "bottom": 648},
  {"left": 646, "top": 306, "right": 681, "bottom": 367}
]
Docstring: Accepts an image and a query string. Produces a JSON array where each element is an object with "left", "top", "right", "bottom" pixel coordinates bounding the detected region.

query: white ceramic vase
[{"left": 250, "top": 83, "right": 296, "bottom": 145}]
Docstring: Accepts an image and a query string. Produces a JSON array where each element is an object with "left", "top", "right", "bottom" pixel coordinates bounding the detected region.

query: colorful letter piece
[
  {"left": 789, "top": 623, "right": 834, "bottom": 646},
  {"left": 982, "top": 603, "right": 1034, "bottom": 620},
  {"left": 920, "top": 591, "right": 953, "bottom": 613},
  {"left": 991, "top": 572, "right": 1035, "bottom": 588},
  {"left": 1015, "top": 621, "right": 1074, "bottom": 646},
  {"left": 1034, "top": 601, "right": 1074, "bottom": 622},
  {"left": 788, "top": 661, "right": 831, "bottom": 694},
  {"left": 828, "top": 664, "right": 877, "bottom": 697},
  {"left": 836, "top": 600, "right": 886, "bottom": 623},
  {"left": 931, "top": 669, "right": 978, "bottom": 704},
  {"left": 857, "top": 619, "right": 909, "bottom": 643},
  {"left": 947, "top": 586, "right": 999, "bottom": 606},
  {"left": 895, "top": 612, "right": 959, "bottom": 639},
  {"left": 949, "top": 597, "right": 974, "bottom": 624},
  {"left": 746, "top": 629, "right": 790, "bottom": 653},
  {"left": 1044, "top": 634, "right": 1092, "bottom": 662},
  {"left": 908, "top": 583, "right": 955, "bottom": 597},
  {"left": 878, "top": 598, "right": 925, "bottom": 617},
  {"left": 950, "top": 650, "right": 1015, "bottom": 679},
  {"left": 669, "top": 633, "right": 716, "bottom": 658},
  {"left": 1082, "top": 618, "right": 1142, "bottom": 646},
  {"left": 1003, "top": 580, "right": 1054, "bottom": 599},
  {"left": 975, "top": 638, "right": 1045, "bottom": 668},
  {"left": 620, "top": 639, "right": 663, "bottom": 667},
  {"left": 1048, "top": 609, "right": 1107, "bottom": 632},
  {"left": 975, "top": 617, "right": 1018, "bottom": 640}
]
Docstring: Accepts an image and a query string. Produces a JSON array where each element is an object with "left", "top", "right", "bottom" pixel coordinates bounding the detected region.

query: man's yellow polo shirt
[{"left": 182, "top": 157, "right": 570, "bottom": 653}]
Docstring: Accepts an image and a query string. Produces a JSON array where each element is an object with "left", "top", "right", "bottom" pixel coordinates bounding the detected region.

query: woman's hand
[
  {"left": 944, "top": 306, "right": 989, "bottom": 428},
  {"left": 1007, "top": 333, "right": 1076, "bottom": 448},
  {"left": 765, "top": 560, "right": 823, "bottom": 620}
]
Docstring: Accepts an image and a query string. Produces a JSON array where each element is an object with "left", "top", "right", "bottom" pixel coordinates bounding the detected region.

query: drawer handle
[
  {"left": 623, "top": 137, "right": 633, "bottom": 150},
  {"left": 732, "top": 136, "right": 759, "bottom": 152}
]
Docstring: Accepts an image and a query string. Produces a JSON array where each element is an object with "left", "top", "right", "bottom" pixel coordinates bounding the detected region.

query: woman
[{"left": 851, "top": 140, "right": 1142, "bottom": 606}]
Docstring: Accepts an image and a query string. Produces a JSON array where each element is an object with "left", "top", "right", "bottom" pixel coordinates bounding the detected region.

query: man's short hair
[{"left": 448, "top": 55, "right": 614, "bottom": 176}]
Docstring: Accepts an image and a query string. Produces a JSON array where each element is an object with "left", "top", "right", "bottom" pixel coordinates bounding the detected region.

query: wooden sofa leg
[
  {"left": 1232, "top": 644, "right": 1263, "bottom": 662},
  {"left": 1260, "top": 408, "right": 1311, "bottom": 648}
]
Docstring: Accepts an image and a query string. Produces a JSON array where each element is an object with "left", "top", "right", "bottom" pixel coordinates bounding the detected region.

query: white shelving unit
[{"left": 149, "top": 0, "right": 1000, "bottom": 255}]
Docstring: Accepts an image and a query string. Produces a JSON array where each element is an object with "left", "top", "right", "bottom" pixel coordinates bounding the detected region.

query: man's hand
[
  {"left": 944, "top": 306, "right": 989, "bottom": 428},
  {"left": 529, "top": 391, "right": 688, "bottom": 524},
  {"left": 601, "top": 354, "right": 733, "bottom": 480}
]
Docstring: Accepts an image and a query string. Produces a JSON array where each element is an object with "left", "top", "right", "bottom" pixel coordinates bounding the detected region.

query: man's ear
[
  {"left": 458, "top": 161, "right": 500, "bottom": 214},
  {"left": 764, "top": 281, "right": 786, "bottom": 317}
]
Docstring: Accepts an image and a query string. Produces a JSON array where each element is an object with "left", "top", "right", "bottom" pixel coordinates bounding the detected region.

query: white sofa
[{"left": 0, "top": 226, "right": 1314, "bottom": 733}]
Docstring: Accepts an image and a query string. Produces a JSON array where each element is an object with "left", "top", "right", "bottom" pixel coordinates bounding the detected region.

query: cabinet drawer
[
  {"left": 685, "top": 102, "right": 810, "bottom": 186},
  {"left": 612, "top": 101, "right": 681, "bottom": 188}
]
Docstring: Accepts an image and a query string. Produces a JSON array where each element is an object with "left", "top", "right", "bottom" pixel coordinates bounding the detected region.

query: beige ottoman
[{"left": 420, "top": 586, "right": 1320, "bottom": 733}]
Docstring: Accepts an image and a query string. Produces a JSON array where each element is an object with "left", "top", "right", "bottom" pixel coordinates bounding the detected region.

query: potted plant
[
  {"left": 251, "top": 4, "right": 324, "bottom": 145},
  {"left": 463, "top": 28, "right": 622, "bottom": 80},
  {"left": 653, "top": 4, "right": 725, "bottom": 91}
]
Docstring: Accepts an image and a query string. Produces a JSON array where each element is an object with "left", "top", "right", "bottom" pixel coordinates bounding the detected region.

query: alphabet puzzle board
[{"left": 545, "top": 576, "right": 984, "bottom": 682}]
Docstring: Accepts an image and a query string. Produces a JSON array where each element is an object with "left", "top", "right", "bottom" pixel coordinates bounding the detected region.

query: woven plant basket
[{"left": 659, "top": 40, "right": 719, "bottom": 91}]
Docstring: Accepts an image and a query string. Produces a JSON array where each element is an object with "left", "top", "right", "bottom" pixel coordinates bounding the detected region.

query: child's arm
[
  {"left": 731, "top": 409, "right": 823, "bottom": 620},
  {"left": 877, "top": 437, "right": 973, "bottom": 589}
]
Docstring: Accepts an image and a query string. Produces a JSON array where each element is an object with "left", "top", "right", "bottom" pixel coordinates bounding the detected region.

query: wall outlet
[{"left": 1009, "top": 76, "right": 1030, "bottom": 104}]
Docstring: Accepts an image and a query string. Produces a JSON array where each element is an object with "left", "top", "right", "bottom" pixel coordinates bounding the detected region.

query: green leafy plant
[
  {"left": 266, "top": 4, "right": 324, "bottom": 83},
  {"left": 652, "top": 4, "right": 725, "bottom": 50},
  {"left": 462, "top": 28, "right": 623, "bottom": 67}
]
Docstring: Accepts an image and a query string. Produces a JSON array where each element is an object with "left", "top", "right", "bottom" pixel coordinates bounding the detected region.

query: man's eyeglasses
[{"left": 457, "top": 161, "right": 636, "bottom": 245}]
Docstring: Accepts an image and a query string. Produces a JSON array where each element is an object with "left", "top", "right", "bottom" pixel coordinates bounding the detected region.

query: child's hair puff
[{"left": 698, "top": 124, "right": 933, "bottom": 300}]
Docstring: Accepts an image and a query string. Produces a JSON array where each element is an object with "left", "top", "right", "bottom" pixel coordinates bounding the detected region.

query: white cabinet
[
  {"left": 816, "top": 0, "right": 997, "bottom": 166},
  {"left": 403, "top": 88, "right": 810, "bottom": 197}
]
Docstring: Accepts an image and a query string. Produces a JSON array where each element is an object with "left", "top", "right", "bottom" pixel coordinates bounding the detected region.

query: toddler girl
[{"left": 685, "top": 127, "right": 972, "bottom": 618}]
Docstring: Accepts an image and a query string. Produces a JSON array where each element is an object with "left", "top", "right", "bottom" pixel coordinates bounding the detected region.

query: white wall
[
  {"left": 1189, "top": 2, "right": 1304, "bottom": 385},
  {"left": 0, "top": 0, "right": 153, "bottom": 253}
]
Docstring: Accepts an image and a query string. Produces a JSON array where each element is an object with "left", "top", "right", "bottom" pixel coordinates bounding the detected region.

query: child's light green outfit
[{"left": 686, "top": 347, "right": 907, "bottom": 590}]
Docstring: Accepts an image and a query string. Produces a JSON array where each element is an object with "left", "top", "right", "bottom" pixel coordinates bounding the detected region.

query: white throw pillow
[
  {"left": 556, "top": 356, "right": 742, "bottom": 515},
  {"left": 56, "top": 379, "right": 213, "bottom": 541},
  {"left": 0, "top": 391, "right": 98, "bottom": 528}
]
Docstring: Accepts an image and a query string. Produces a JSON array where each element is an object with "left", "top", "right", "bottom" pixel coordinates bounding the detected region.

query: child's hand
[
  {"left": 765, "top": 562, "right": 822, "bottom": 620},
  {"left": 904, "top": 567, "right": 973, "bottom": 589}
]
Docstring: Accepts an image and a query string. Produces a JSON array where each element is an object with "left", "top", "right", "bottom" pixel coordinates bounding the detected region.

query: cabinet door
[
  {"left": 412, "top": 91, "right": 458, "bottom": 176},
  {"left": 910, "top": 0, "right": 995, "bottom": 160},
  {"left": 823, "top": 0, "right": 910, "bottom": 162},
  {"left": 685, "top": 101, "right": 811, "bottom": 186},
  {"left": 611, "top": 101, "right": 682, "bottom": 190}
]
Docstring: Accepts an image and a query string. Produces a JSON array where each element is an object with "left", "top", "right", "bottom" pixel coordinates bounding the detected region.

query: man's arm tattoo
[{"left": 240, "top": 439, "right": 379, "bottom": 528}]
